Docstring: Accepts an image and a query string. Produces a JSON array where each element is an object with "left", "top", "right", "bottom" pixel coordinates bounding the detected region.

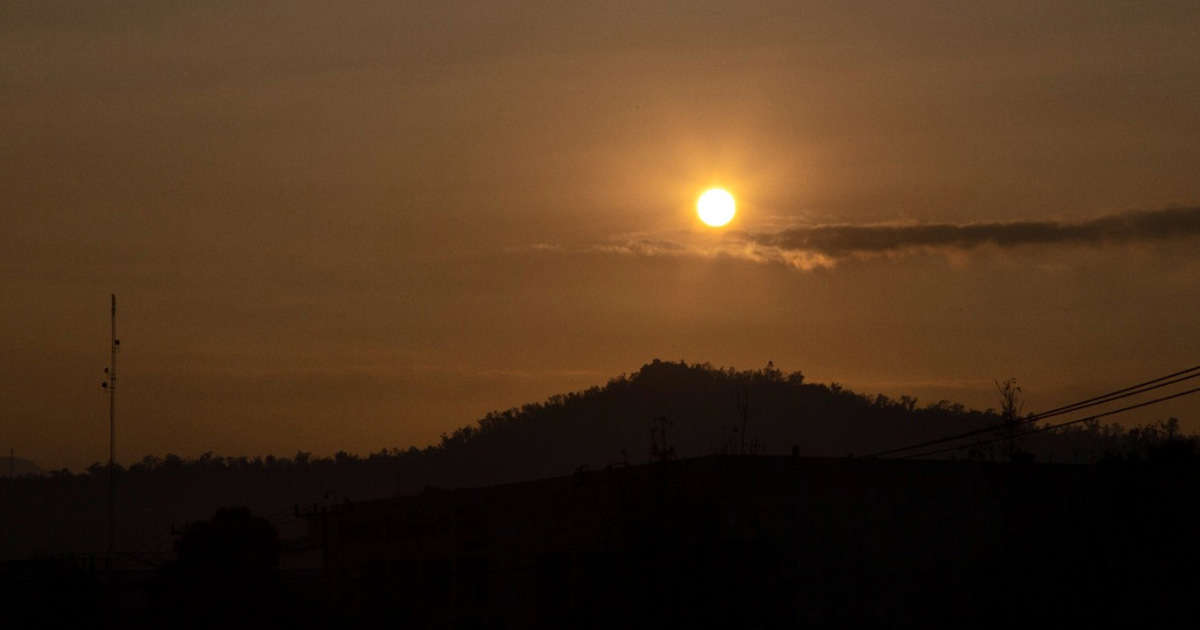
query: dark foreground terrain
[
  {"left": 5, "top": 453, "right": 1199, "bottom": 628},
  {"left": 5, "top": 361, "right": 1184, "bottom": 566}
]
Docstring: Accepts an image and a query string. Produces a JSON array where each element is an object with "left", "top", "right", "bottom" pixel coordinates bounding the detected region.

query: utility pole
[{"left": 100, "top": 294, "right": 119, "bottom": 555}]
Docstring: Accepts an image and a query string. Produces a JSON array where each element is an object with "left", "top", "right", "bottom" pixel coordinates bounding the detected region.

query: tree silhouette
[
  {"left": 995, "top": 378, "right": 1027, "bottom": 461},
  {"left": 649, "top": 416, "right": 676, "bottom": 463},
  {"left": 153, "top": 506, "right": 281, "bottom": 626}
]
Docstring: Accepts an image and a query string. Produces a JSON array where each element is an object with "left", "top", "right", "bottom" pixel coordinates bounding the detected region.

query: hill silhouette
[
  {"left": 3, "top": 456, "right": 42, "bottom": 477},
  {"left": 2, "top": 360, "right": 1191, "bottom": 561},
  {"left": 397, "top": 359, "right": 997, "bottom": 489}
]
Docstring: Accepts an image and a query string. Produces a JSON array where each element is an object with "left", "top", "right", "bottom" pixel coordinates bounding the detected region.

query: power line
[
  {"left": 899, "top": 384, "right": 1200, "bottom": 460},
  {"left": 896, "top": 365, "right": 1199, "bottom": 456},
  {"left": 1029, "top": 366, "right": 1200, "bottom": 422},
  {"left": 865, "top": 364, "right": 1200, "bottom": 458}
]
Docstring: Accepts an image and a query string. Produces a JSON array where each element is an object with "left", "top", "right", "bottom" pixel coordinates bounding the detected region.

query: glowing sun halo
[{"left": 697, "top": 188, "right": 736, "bottom": 227}]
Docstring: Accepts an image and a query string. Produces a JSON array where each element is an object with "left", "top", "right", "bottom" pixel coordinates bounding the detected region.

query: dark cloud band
[
  {"left": 756, "top": 206, "right": 1200, "bottom": 257},
  {"left": 560, "top": 206, "right": 1200, "bottom": 270}
]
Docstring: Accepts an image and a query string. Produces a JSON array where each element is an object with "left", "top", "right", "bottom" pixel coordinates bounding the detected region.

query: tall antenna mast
[{"left": 100, "top": 294, "right": 119, "bottom": 555}]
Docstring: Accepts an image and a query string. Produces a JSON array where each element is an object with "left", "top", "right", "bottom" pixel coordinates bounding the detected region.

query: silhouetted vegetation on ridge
[
  {"left": 149, "top": 506, "right": 323, "bottom": 627},
  {"left": 2, "top": 360, "right": 1194, "bottom": 562}
]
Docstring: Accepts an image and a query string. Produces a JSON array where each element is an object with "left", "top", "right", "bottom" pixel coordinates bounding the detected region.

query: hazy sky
[{"left": 4, "top": 1, "right": 1200, "bottom": 469}]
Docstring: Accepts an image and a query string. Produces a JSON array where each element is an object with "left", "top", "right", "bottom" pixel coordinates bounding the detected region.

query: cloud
[
  {"left": 758, "top": 206, "right": 1200, "bottom": 258},
  {"left": 555, "top": 206, "right": 1200, "bottom": 270}
]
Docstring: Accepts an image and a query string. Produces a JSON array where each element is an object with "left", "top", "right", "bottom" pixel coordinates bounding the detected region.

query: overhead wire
[
  {"left": 864, "top": 364, "right": 1200, "bottom": 458},
  {"left": 1026, "top": 366, "right": 1200, "bottom": 422},
  {"left": 898, "top": 384, "right": 1200, "bottom": 460}
]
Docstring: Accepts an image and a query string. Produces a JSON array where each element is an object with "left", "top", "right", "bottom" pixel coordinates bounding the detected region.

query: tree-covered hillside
[
  {"left": 406, "top": 359, "right": 997, "bottom": 489},
  {"left": 3, "top": 360, "right": 1192, "bottom": 560}
]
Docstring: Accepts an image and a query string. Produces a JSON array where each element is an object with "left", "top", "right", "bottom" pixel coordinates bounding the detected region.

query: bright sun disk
[{"left": 697, "top": 188, "right": 736, "bottom": 227}]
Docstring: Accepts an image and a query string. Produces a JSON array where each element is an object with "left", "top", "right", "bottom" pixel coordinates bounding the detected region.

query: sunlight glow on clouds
[{"left": 552, "top": 206, "right": 1200, "bottom": 270}]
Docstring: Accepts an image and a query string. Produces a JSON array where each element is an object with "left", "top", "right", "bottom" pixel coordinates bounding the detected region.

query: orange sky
[{"left": 3, "top": 1, "right": 1199, "bottom": 469}]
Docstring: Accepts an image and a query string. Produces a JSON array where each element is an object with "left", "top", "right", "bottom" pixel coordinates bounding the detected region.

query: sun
[{"left": 697, "top": 188, "right": 736, "bottom": 227}]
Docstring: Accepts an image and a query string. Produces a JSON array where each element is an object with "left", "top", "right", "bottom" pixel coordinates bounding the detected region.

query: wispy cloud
[
  {"left": 545, "top": 206, "right": 1200, "bottom": 270},
  {"left": 760, "top": 206, "right": 1200, "bottom": 257}
]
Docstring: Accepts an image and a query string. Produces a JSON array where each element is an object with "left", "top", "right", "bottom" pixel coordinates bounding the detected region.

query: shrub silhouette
[{"left": 153, "top": 507, "right": 281, "bottom": 626}]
